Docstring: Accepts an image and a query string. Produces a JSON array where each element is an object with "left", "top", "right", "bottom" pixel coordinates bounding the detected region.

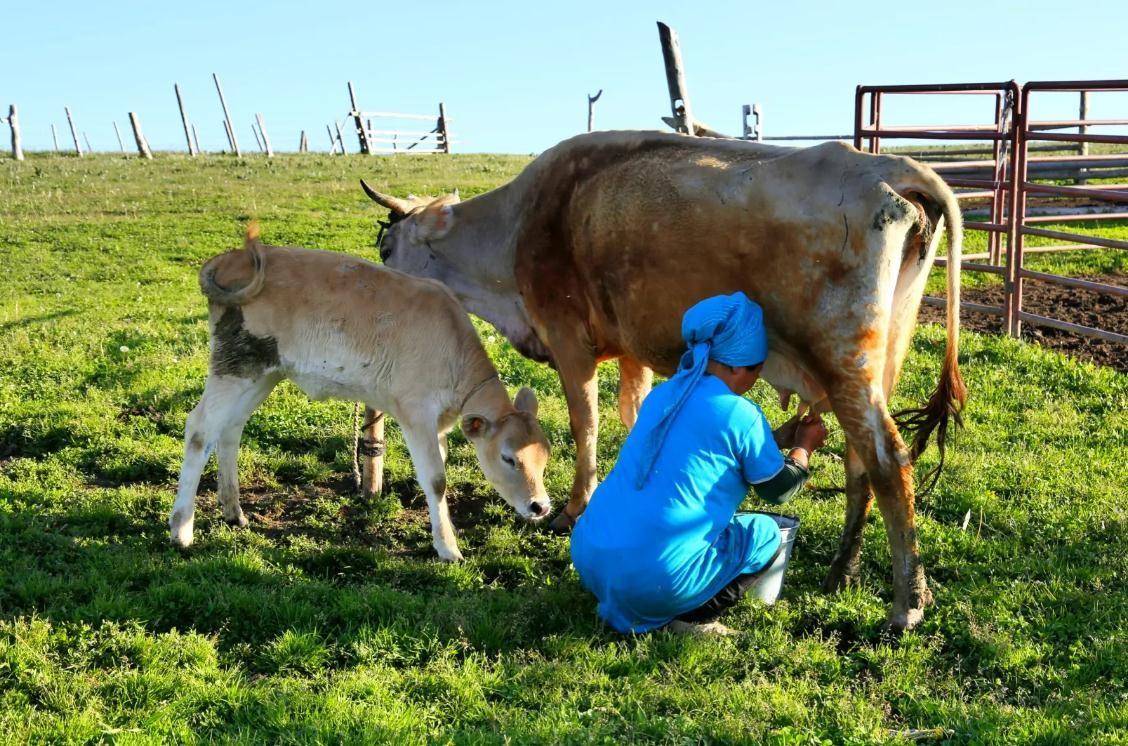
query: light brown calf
[{"left": 169, "top": 228, "right": 552, "bottom": 560}]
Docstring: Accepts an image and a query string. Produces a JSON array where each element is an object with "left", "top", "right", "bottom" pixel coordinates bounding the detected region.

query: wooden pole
[
  {"left": 212, "top": 73, "right": 241, "bottom": 156},
  {"left": 65, "top": 106, "right": 83, "bottom": 156},
  {"left": 113, "top": 122, "right": 125, "bottom": 152},
  {"left": 223, "top": 120, "right": 235, "bottom": 153},
  {"left": 191, "top": 124, "right": 201, "bottom": 155},
  {"left": 51, "top": 124, "right": 59, "bottom": 152},
  {"left": 250, "top": 120, "right": 264, "bottom": 152},
  {"left": 359, "top": 408, "right": 386, "bottom": 499},
  {"left": 128, "top": 112, "right": 153, "bottom": 159},
  {"left": 335, "top": 120, "right": 348, "bottom": 155},
  {"left": 83, "top": 132, "right": 93, "bottom": 154},
  {"left": 438, "top": 102, "right": 450, "bottom": 153},
  {"left": 326, "top": 124, "right": 337, "bottom": 154},
  {"left": 299, "top": 130, "right": 308, "bottom": 153},
  {"left": 587, "top": 89, "right": 602, "bottom": 132},
  {"left": 348, "top": 81, "right": 372, "bottom": 154},
  {"left": 255, "top": 113, "right": 273, "bottom": 157},
  {"left": 657, "top": 22, "right": 696, "bottom": 136},
  {"left": 8, "top": 105, "right": 23, "bottom": 161},
  {"left": 174, "top": 83, "right": 197, "bottom": 156}
]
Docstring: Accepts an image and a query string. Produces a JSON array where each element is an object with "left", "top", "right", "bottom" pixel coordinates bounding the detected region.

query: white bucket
[{"left": 748, "top": 512, "right": 800, "bottom": 604}]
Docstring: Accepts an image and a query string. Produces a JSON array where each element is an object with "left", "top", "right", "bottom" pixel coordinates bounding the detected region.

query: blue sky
[{"left": 4, "top": 0, "right": 1126, "bottom": 154}]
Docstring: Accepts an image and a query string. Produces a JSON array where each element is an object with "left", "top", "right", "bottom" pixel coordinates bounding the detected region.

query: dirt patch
[{"left": 920, "top": 272, "right": 1127, "bottom": 372}]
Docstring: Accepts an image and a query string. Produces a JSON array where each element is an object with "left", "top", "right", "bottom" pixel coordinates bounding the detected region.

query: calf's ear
[
  {"left": 462, "top": 415, "right": 491, "bottom": 439},
  {"left": 514, "top": 387, "right": 538, "bottom": 418},
  {"left": 412, "top": 203, "right": 456, "bottom": 242}
]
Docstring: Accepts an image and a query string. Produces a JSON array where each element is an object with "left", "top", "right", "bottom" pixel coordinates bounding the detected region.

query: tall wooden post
[
  {"left": 359, "top": 408, "right": 386, "bottom": 499},
  {"left": 335, "top": 120, "right": 349, "bottom": 155},
  {"left": 7, "top": 105, "right": 23, "bottom": 161},
  {"left": 255, "top": 113, "right": 273, "bottom": 157},
  {"left": 175, "top": 83, "right": 197, "bottom": 156},
  {"left": 191, "top": 124, "right": 201, "bottom": 154},
  {"left": 587, "top": 89, "right": 602, "bottom": 132},
  {"left": 83, "top": 132, "right": 93, "bottom": 154},
  {"left": 327, "top": 124, "right": 337, "bottom": 154},
  {"left": 65, "top": 106, "right": 83, "bottom": 156},
  {"left": 129, "top": 112, "right": 153, "bottom": 159},
  {"left": 438, "top": 102, "right": 451, "bottom": 153},
  {"left": 51, "top": 124, "right": 59, "bottom": 152},
  {"left": 113, "top": 121, "right": 125, "bottom": 152},
  {"left": 251, "top": 120, "right": 264, "bottom": 152},
  {"left": 299, "top": 130, "right": 308, "bottom": 152},
  {"left": 223, "top": 120, "right": 235, "bottom": 153},
  {"left": 657, "top": 22, "right": 695, "bottom": 136},
  {"left": 348, "top": 81, "right": 372, "bottom": 154},
  {"left": 212, "top": 73, "right": 240, "bottom": 156}
]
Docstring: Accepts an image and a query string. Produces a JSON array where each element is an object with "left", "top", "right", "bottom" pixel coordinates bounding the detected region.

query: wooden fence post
[
  {"left": 255, "top": 113, "right": 273, "bottom": 157},
  {"left": 326, "top": 124, "right": 337, "bottom": 154},
  {"left": 251, "top": 120, "right": 264, "bottom": 152},
  {"left": 191, "top": 124, "right": 201, "bottom": 155},
  {"left": 7, "top": 105, "right": 23, "bottom": 161},
  {"left": 359, "top": 408, "right": 386, "bottom": 499},
  {"left": 175, "top": 83, "right": 197, "bottom": 156},
  {"left": 657, "top": 22, "right": 696, "bottom": 136},
  {"left": 438, "top": 103, "right": 451, "bottom": 154},
  {"left": 587, "top": 89, "right": 602, "bottom": 133},
  {"left": 335, "top": 120, "right": 349, "bottom": 155},
  {"left": 113, "top": 121, "right": 125, "bottom": 152},
  {"left": 299, "top": 130, "right": 308, "bottom": 153},
  {"left": 129, "top": 112, "right": 153, "bottom": 159},
  {"left": 65, "top": 106, "right": 83, "bottom": 156},
  {"left": 83, "top": 132, "right": 93, "bottom": 154},
  {"left": 213, "top": 73, "right": 240, "bottom": 156},
  {"left": 348, "top": 81, "right": 372, "bottom": 154},
  {"left": 51, "top": 124, "right": 59, "bottom": 152}
]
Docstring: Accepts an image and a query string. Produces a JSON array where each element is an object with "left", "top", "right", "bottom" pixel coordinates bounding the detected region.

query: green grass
[{"left": 1, "top": 153, "right": 1126, "bottom": 744}]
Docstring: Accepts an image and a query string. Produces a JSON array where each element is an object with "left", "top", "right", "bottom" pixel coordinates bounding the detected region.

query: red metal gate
[{"left": 854, "top": 80, "right": 1128, "bottom": 347}]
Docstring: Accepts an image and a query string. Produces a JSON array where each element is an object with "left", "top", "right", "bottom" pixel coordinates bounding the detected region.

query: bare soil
[{"left": 920, "top": 272, "right": 1128, "bottom": 372}]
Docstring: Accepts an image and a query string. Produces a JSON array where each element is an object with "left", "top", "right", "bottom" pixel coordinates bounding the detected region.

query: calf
[{"left": 169, "top": 226, "right": 552, "bottom": 560}]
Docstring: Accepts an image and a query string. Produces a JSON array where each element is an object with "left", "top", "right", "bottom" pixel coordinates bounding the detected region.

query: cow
[
  {"left": 360, "top": 130, "right": 965, "bottom": 630},
  {"left": 169, "top": 226, "right": 553, "bottom": 561}
]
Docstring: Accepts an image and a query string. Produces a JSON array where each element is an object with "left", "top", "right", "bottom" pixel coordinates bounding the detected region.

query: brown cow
[{"left": 361, "top": 131, "right": 965, "bottom": 630}]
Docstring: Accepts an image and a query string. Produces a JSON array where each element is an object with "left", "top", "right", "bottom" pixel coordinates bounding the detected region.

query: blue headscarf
[{"left": 636, "top": 292, "right": 769, "bottom": 488}]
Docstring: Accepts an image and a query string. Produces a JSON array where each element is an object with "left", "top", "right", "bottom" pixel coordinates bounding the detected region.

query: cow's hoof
[
  {"left": 820, "top": 568, "right": 861, "bottom": 594},
  {"left": 884, "top": 605, "right": 926, "bottom": 634},
  {"left": 548, "top": 508, "right": 577, "bottom": 534},
  {"left": 169, "top": 514, "right": 194, "bottom": 549},
  {"left": 224, "top": 512, "right": 249, "bottom": 529}
]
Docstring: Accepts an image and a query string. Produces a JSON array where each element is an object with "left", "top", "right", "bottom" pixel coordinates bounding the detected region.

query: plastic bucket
[{"left": 747, "top": 512, "right": 800, "bottom": 604}]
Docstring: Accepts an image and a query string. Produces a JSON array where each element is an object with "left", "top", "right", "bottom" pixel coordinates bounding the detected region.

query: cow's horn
[{"left": 359, "top": 180, "right": 413, "bottom": 215}]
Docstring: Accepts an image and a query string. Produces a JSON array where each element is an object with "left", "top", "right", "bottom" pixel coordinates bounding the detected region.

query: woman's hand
[
  {"left": 773, "top": 414, "right": 803, "bottom": 450},
  {"left": 795, "top": 415, "right": 828, "bottom": 452}
]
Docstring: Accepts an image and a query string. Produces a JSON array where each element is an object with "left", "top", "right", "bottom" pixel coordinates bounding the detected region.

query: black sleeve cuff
[{"left": 753, "top": 457, "right": 810, "bottom": 505}]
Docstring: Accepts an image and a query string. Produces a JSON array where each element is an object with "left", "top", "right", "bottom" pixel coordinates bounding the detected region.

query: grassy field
[{"left": 1, "top": 153, "right": 1126, "bottom": 744}]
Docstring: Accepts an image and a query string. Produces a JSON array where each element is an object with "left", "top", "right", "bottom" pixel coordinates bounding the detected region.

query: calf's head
[{"left": 462, "top": 387, "right": 552, "bottom": 521}]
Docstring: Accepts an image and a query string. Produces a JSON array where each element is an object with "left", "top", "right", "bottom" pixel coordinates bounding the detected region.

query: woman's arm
[{"left": 754, "top": 417, "right": 828, "bottom": 504}]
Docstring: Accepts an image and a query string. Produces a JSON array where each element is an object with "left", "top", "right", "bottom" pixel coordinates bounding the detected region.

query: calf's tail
[
  {"left": 891, "top": 162, "right": 967, "bottom": 494},
  {"left": 199, "top": 223, "right": 267, "bottom": 306}
]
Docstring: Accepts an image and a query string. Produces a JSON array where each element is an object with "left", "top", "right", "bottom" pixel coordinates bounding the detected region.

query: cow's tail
[
  {"left": 892, "top": 162, "right": 967, "bottom": 494},
  {"left": 199, "top": 222, "right": 267, "bottom": 306}
]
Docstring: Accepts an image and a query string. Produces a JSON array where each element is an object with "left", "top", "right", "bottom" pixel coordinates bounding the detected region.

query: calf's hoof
[
  {"left": 169, "top": 513, "right": 194, "bottom": 549},
  {"left": 434, "top": 543, "right": 465, "bottom": 563},
  {"left": 548, "top": 508, "right": 577, "bottom": 534}
]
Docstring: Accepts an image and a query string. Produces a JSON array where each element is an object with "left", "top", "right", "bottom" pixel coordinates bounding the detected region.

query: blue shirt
[{"left": 570, "top": 374, "right": 784, "bottom": 633}]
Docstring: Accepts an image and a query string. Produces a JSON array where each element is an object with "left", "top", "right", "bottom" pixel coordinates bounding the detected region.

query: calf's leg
[
  {"left": 170, "top": 374, "right": 277, "bottom": 548},
  {"left": 399, "top": 419, "right": 462, "bottom": 562}
]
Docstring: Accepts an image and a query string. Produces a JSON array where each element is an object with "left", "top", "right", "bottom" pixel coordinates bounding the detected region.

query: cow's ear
[
  {"left": 462, "top": 415, "right": 491, "bottom": 439},
  {"left": 413, "top": 202, "right": 456, "bottom": 241}
]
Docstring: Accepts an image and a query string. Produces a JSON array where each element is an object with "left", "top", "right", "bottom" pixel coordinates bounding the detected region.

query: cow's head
[
  {"left": 360, "top": 181, "right": 460, "bottom": 279},
  {"left": 463, "top": 387, "right": 552, "bottom": 521}
]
